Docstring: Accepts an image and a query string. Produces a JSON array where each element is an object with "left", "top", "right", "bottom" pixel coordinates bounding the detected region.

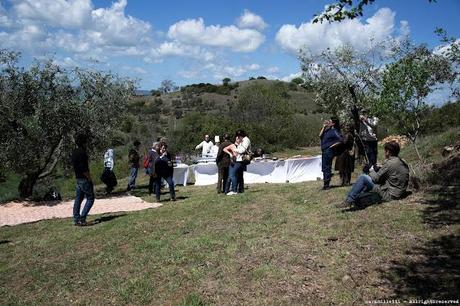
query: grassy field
[
  {"left": 1, "top": 129, "right": 458, "bottom": 304},
  {"left": 1, "top": 173, "right": 458, "bottom": 304}
]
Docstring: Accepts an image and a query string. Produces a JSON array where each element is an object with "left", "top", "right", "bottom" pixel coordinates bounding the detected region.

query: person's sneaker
[
  {"left": 226, "top": 191, "right": 238, "bottom": 196},
  {"left": 322, "top": 185, "right": 331, "bottom": 190},
  {"left": 75, "top": 220, "right": 88, "bottom": 226},
  {"left": 171, "top": 197, "right": 176, "bottom": 201},
  {"left": 336, "top": 200, "right": 353, "bottom": 209}
]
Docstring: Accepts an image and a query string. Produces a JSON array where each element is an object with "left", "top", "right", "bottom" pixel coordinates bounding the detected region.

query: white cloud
[
  {"left": 122, "top": 65, "right": 148, "bottom": 74},
  {"left": 1, "top": 0, "right": 152, "bottom": 58},
  {"left": 13, "top": 0, "right": 93, "bottom": 29},
  {"left": 276, "top": 8, "right": 400, "bottom": 55},
  {"left": 214, "top": 63, "right": 261, "bottom": 79},
  {"left": 434, "top": 38, "right": 460, "bottom": 56},
  {"left": 148, "top": 41, "right": 215, "bottom": 61},
  {"left": 168, "top": 17, "right": 265, "bottom": 52},
  {"left": 51, "top": 56, "right": 80, "bottom": 68},
  {"left": 90, "top": 0, "right": 152, "bottom": 46},
  {"left": 177, "top": 62, "right": 262, "bottom": 81},
  {"left": 267, "top": 66, "right": 279, "bottom": 73},
  {"left": 236, "top": 9, "right": 267, "bottom": 31}
]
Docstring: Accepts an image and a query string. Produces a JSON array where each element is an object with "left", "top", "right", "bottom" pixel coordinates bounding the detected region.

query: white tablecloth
[
  {"left": 192, "top": 156, "right": 322, "bottom": 186},
  {"left": 173, "top": 164, "right": 189, "bottom": 186}
]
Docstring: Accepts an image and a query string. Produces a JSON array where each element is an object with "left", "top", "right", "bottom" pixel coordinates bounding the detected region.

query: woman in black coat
[
  {"left": 154, "top": 142, "right": 176, "bottom": 201},
  {"left": 335, "top": 124, "right": 355, "bottom": 186}
]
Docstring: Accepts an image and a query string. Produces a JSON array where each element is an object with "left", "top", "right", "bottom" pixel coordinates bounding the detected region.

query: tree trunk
[
  {"left": 18, "top": 172, "right": 39, "bottom": 198},
  {"left": 348, "top": 86, "right": 365, "bottom": 160}
]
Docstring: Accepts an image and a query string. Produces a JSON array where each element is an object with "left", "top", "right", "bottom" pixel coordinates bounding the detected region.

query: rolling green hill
[{"left": 123, "top": 79, "right": 324, "bottom": 153}]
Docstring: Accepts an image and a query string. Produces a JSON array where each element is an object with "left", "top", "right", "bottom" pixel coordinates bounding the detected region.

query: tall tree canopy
[{"left": 0, "top": 50, "right": 134, "bottom": 197}]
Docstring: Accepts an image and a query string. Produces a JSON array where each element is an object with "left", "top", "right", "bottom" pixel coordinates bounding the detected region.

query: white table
[
  {"left": 192, "top": 156, "right": 322, "bottom": 186},
  {"left": 173, "top": 164, "right": 190, "bottom": 186}
]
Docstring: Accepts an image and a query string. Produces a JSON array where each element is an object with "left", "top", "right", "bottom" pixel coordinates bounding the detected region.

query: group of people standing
[
  {"left": 194, "top": 130, "right": 252, "bottom": 195},
  {"left": 70, "top": 113, "right": 408, "bottom": 226},
  {"left": 319, "top": 113, "right": 379, "bottom": 190},
  {"left": 319, "top": 112, "right": 410, "bottom": 209},
  {"left": 127, "top": 139, "right": 176, "bottom": 202}
]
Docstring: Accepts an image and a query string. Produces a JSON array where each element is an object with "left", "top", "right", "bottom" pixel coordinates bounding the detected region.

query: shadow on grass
[
  {"left": 94, "top": 213, "right": 127, "bottom": 224},
  {"left": 0, "top": 240, "right": 11, "bottom": 245},
  {"left": 380, "top": 233, "right": 460, "bottom": 300},
  {"left": 79, "top": 214, "right": 127, "bottom": 226},
  {"left": 380, "top": 181, "right": 460, "bottom": 299}
]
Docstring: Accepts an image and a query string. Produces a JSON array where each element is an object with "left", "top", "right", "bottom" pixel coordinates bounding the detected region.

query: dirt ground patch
[{"left": 0, "top": 195, "right": 161, "bottom": 227}]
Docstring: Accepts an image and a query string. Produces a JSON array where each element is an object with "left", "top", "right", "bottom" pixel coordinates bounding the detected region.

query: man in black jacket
[
  {"left": 216, "top": 134, "right": 232, "bottom": 194},
  {"left": 71, "top": 134, "right": 94, "bottom": 226}
]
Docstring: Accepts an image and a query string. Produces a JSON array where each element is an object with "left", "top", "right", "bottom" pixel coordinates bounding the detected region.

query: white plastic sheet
[{"left": 192, "top": 156, "right": 322, "bottom": 186}]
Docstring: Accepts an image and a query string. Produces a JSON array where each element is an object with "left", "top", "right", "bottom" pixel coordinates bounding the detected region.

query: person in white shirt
[
  {"left": 224, "top": 129, "right": 251, "bottom": 195},
  {"left": 195, "top": 134, "right": 214, "bottom": 158},
  {"left": 210, "top": 136, "right": 220, "bottom": 158}
]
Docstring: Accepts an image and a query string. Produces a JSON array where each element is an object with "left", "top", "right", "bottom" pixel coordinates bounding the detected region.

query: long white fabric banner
[{"left": 192, "top": 156, "right": 322, "bottom": 186}]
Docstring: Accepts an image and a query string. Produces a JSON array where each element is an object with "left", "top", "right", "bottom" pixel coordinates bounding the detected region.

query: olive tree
[
  {"left": 299, "top": 43, "right": 384, "bottom": 131},
  {"left": 378, "top": 44, "right": 453, "bottom": 161},
  {"left": 0, "top": 50, "right": 134, "bottom": 198},
  {"left": 313, "top": 0, "right": 436, "bottom": 24}
]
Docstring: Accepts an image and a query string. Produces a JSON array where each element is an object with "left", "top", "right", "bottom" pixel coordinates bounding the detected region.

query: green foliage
[
  {"left": 169, "top": 82, "right": 323, "bottom": 153},
  {"left": 378, "top": 45, "right": 452, "bottom": 142},
  {"left": 421, "top": 101, "right": 460, "bottom": 134},
  {"left": 291, "top": 77, "right": 305, "bottom": 85},
  {"left": 150, "top": 89, "right": 161, "bottom": 96},
  {"left": 0, "top": 50, "right": 134, "bottom": 197},
  {"left": 435, "top": 28, "right": 460, "bottom": 99},
  {"left": 313, "top": 0, "right": 435, "bottom": 23},
  {"left": 158, "top": 79, "right": 177, "bottom": 94},
  {"left": 181, "top": 82, "right": 237, "bottom": 96},
  {"left": 300, "top": 43, "right": 382, "bottom": 127}
]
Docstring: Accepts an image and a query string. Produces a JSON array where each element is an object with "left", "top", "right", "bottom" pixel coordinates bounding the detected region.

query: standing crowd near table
[{"left": 71, "top": 116, "right": 410, "bottom": 226}]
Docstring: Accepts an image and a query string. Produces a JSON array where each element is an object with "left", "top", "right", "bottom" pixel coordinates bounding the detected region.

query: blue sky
[{"left": 1, "top": 0, "right": 459, "bottom": 92}]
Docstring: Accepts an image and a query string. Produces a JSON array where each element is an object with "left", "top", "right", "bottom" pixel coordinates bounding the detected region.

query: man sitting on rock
[{"left": 337, "top": 141, "right": 409, "bottom": 209}]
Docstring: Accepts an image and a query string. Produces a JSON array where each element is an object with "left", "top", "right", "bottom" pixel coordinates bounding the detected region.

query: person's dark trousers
[
  {"left": 237, "top": 165, "right": 245, "bottom": 193},
  {"left": 73, "top": 178, "right": 95, "bottom": 224},
  {"left": 321, "top": 147, "right": 334, "bottom": 187},
  {"left": 229, "top": 162, "right": 244, "bottom": 193},
  {"left": 155, "top": 176, "right": 175, "bottom": 201},
  {"left": 363, "top": 140, "right": 378, "bottom": 168},
  {"left": 127, "top": 167, "right": 138, "bottom": 190},
  {"left": 339, "top": 171, "right": 351, "bottom": 186},
  {"left": 148, "top": 175, "right": 156, "bottom": 194},
  {"left": 217, "top": 166, "right": 229, "bottom": 194}
]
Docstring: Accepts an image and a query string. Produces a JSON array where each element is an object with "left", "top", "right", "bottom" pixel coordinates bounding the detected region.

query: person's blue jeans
[
  {"left": 229, "top": 162, "right": 244, "bottom": 193},
  {"left": 127, "top": 167, "right": 138, "bottom": 190},
  {"left": 346, "top": 174, "right": 375, "bottom": 202},
  {"left": 321, "top": 147, "right": 335, "bottom": 186},
  {"left": 73, "top": 179, "right": 95, "bottom": 223},
  {"left": 155, "top": 176, "right": 175, "bottom": 200}
]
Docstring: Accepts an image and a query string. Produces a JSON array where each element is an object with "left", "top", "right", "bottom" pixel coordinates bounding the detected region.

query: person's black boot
[{"left": 322, "top": 182, "right": 331, "bottom": 190}]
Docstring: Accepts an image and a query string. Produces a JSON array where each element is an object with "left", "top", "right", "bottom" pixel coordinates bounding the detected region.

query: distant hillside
[{"left": 122, "top": 79, "right": 327, "bottom": 151}]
